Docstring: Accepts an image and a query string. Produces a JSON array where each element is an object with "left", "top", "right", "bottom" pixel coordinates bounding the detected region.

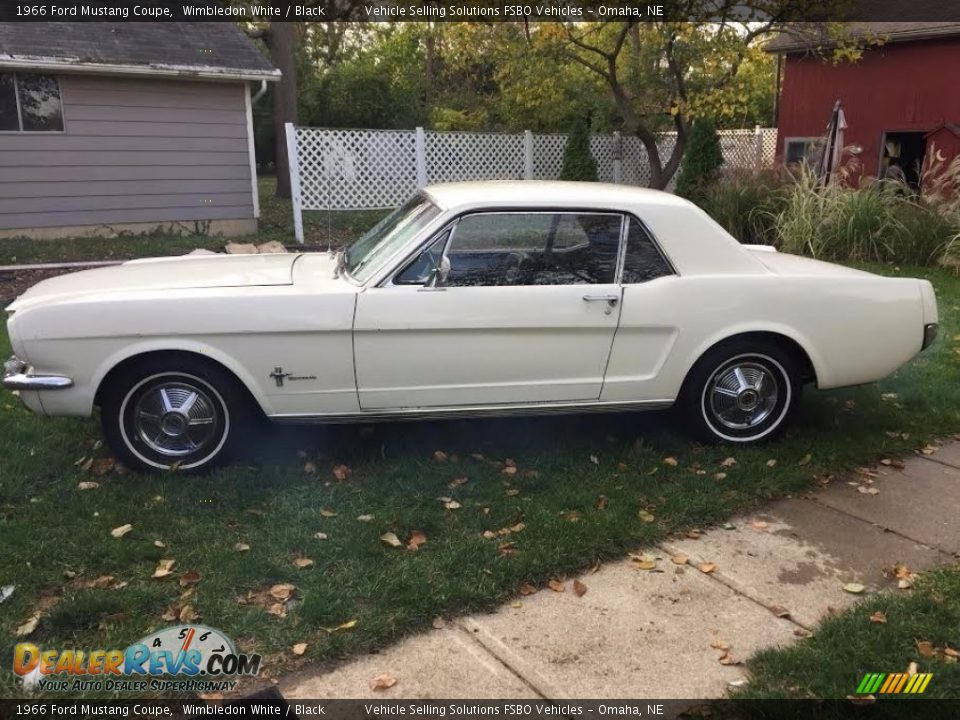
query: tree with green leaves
[
  {"left": 560, "top": 116, "right": 599, "bottom": 182},
  {"left": 676, "top": 119, "right": 724, "bottom": 202}
]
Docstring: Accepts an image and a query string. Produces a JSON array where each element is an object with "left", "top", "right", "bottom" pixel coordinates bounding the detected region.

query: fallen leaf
[
  {"left": 269, "top": 583, "right": 295, "bottom": 601},
  {"left": 314, "top": 532, "right": 328, "bottom": 541},
  {"left": 547, "top": 579, "right": 565, "bottom": 593},
  {"left": 798, "top": 453, "right": 812, "bottom": 466},
  {"left": 77, "top": 481, "right": 99, "bottom": 491},
  {"left": 686, "top": 529, "right": 702, "bottom": 539},
  {"left": 303, "top": 462, "right": 317, "bottom": 474},
  {"left": 720, "top": 457, "right": 737, "bottom": 467},
  {"left": 179, "top": 571, "right": 202, "bottom": 587},
  {"left": 718, "top": 651, "right": 742, "bottom": 666},
  {"left": 505, "top": 488, "right": 520, "bottom": 497},
  {"left": 497, "top": 541, "right": 518, "bottom": 557},
  {"left": 898, "top": 578, "right": 914, "bottom": 589},
  {"left": 511, "top": 601, "right": 523, "bottom": 609},
  {"left": 154, "top": 540, "right": 166, "bottom": 548},
  {"left": 323, "top": 619, "right": 357, "bottom": 633},
  {"left": 770, "top": 604, "right": 791, "bottom": 619},
  {"left": 179, "top": 605, "right": 197, "bottom": 623},
  {"left": 710, "top": 639, "right": 730, "bottom": 651},
  {"left": 917, "top": 641, "right": 935, "bottom": 658},
  {"left": 234, "top": 542, "right": 250, "bottom": 552},
  {"left": 573, "top": 580, "right": 588, "bottom": 597},
  {"left": 357, "top": 514, "right": 375, "bottom": 522},
  {"left": 152, "top": 559, "right": 176, "bottom": 579},
  {"left": 380, "top": 532, "right": 403, "bottom": 548},
  {"left": 943, "top": 647, "right": 960, "bottom": 659},
  {"left": 698, "top": 563, "right": 716, "bottom": 574},
  {"left": 870, "top": 611, "right": 887, "bottom": 624},
  {"left": 369, "top": 673, "right": 397, "bottom": 691},
  {"left": 15, "top": 614, "right": 40, "bottom": 637},
  {"left": 293, "top": 557, "right": 314, "bottom": 569},
  {"left": 663, "top": 457, "right": 678, "bottom": 467},
  {"left": 714, "top": 473, "right": 727, "bottom": 481},
  {"left": 292, "top": 643, "right": 308, "bottom": 656},
  {"left": 589, "top": 454, "right": 599, "bottom": 465},
  {"left": 502, "top": 466, "right": 518, "bottom": 476},
  {"left": 595, "top": 494, "right": 609, "bottom": 511},
  {"left": 320, "top": 508, "right": 338, "bottom": 518},
  {"left": 407, "top": 531, "right": 427, "bottom": 551},
  {"left": 842, "top": 582, "right": 865, "bottom": 594},
  {"left": 91, "top": 458, "right": 115, "bottom": 476},
  {"left": 433, "top": 450, "right": 448, "bottom": 462},
  {"left": 671, "top": 554, "right": 689, "bottom": 566},
  {"left": 519, "top": 583, "right": 537, "bottom": 596},
  {"left": 449, "top": 477, "right": 468, "bottom": 488},
  {"left": 443, "top": 499, "right": 462, "bottom": 510},
  {"left": 110, "top": 524, "right": 133, "bottom": 539},
  {"left": 638, "top": 510, "right": 655, "bottom": 523},
  {"left": 432, "top": 617, "right": 446, "bottom": 629},
  {"left": 331, "top": 464, "right": 352, "bottom": 481},
  {"left": 793, "top": 628, "right": 810, "bottom": 637},
  {"left": 907, "top": 661, "right": 919, "bottom": 676},
  {"left": 752, "top": 520, "right": 769, "bottom": 530},
  {"left": 482, "top": 530, "right": 497, "bottom": 540},
  {"left": 766, "top": 459, "right": 778, "bottom": 468}
]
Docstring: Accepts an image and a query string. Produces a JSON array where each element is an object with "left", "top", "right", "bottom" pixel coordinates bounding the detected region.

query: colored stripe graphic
[{"left": 857, "top": 672, "right": 933, "bottom": 694}]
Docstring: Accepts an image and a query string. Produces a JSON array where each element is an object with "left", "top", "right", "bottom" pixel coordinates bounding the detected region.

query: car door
[{"left": 352, "top": 210, "right": 625, "bottom": 410}]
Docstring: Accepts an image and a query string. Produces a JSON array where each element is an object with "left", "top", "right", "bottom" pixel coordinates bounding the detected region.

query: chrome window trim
[{"left": 379, "top": 209, "right": 627, "bottom": 289}]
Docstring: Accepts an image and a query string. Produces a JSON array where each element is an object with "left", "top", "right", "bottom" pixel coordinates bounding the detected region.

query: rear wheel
[
  {"left": 679, "top": 339, "right": 801, "bottom": 444},
  {"left": 100, "top": 357, "right": 251, "bottom": 472}
]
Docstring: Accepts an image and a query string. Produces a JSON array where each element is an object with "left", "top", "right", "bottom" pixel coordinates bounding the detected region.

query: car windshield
[{"left": 344, "top": 194, "right": 441, "bottom": 282}]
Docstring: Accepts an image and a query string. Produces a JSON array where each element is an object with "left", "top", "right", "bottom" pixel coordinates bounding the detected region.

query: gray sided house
[{"left": 0, "top": 22, "right": 279, "bottom": 239}]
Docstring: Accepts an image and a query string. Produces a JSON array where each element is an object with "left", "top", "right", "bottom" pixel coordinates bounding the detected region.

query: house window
[
  {"left": 784, "top": 137, "right": 824, "bottom": 166},
  {"left": 0, "top": 73, "right": 63, "bottom": 132}
]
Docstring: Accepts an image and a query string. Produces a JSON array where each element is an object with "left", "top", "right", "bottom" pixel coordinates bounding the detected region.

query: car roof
[{"left": 423, "top": 180, "right": 690, "bottom": 212}]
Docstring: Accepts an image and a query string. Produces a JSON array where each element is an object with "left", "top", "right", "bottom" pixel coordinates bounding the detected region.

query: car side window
[
  {"left": 394, "top": 230, "right": 451, "bottom": 285},
  {"left": 621, "top": 217, "right": 673, "bottom": 283},
  {"left": 442, "top": 212, "right": 622, "bottom": 287}
]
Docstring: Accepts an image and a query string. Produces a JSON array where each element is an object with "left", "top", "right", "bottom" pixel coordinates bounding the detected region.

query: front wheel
[
  {"left": 100, "top": 357, "right": 250, "bottom": 472},
  {"left": 679, "top": 340, "right": 802, "bottom": 444}
]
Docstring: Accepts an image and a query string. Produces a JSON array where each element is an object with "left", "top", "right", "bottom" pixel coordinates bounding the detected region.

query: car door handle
[{"left": 582, "top": 293, "right": 620, "bottom": 304}]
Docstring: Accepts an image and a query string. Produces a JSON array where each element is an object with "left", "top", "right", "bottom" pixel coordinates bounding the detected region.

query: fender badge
[{"left": 269, "top": 367, "right": 317, "bottom": 388}]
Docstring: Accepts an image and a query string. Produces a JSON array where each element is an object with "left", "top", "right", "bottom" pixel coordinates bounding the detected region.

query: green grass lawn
[
  {"left": 0, "top": 177, "right": 388, "bottom": 265},
  {"left": 1, "top": 264, "right": 959, "bottom": 699},
  {"left": 728, "top": 565, "right": 960, "bottom": 713}
]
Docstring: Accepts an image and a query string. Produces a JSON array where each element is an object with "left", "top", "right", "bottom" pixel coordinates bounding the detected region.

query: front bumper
[{"left": 3, "top": 356, "right": 73, "bottom": 391}]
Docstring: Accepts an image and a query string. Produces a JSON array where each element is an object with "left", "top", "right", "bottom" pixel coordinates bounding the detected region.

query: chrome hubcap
[
  {"left": 708, "top": 361, "right": 779, "bottom": 430},
  {"left": 134, "top": 382, "right": 218, "bottom": 457}
]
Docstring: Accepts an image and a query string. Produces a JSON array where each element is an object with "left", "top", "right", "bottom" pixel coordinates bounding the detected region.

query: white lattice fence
[
  {"left": 286, "top": 123, "right": 778, "bottom": 241},
  {"left": 427, "top": 131, "right": 525, "bottom": 183}
]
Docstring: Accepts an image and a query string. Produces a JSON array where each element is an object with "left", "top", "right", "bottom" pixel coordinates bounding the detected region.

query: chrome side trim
[
  {"left": 3, "top": 373, "right": 74, "bottom": 391},
  {"left": 269, "top": 399, "right": 674, "bottom": 425}
]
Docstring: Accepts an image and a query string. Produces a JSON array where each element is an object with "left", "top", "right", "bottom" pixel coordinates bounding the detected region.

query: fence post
[
  {"left": 523, "top": 130, "right": 534, "bottom": 180},
  {"left": 285, "top": 122, "right": 304, "bottom": 244},
  {"left": 754, "top": 125, "right": 764, "bottom": 168},
  {"left": 612, "top": 131, "right": 623, "bottom": 184},
  {"left": 415, "top": 126, "right": 427, "bottom": 188}
]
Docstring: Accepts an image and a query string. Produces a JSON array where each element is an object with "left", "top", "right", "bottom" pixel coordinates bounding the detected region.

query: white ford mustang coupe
[{"left": 3, "top": 182, "right": 939, "bottom": 472}]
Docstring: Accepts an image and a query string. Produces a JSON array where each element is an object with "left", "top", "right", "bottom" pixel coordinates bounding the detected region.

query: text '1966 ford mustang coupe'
[{"left": 3, "top": 181, "right": 939, "bottom": 472}]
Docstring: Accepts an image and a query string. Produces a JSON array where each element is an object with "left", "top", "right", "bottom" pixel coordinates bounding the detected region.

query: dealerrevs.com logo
[{"left": 14, "top": 624, "right": 261, "bottom": 694}]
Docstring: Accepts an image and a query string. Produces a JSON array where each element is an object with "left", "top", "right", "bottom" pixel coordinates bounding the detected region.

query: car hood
[{"left": 8, "top": 253, "right": 300, "bottom": 311}]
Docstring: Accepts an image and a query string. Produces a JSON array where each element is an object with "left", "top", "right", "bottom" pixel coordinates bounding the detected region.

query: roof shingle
[{"left": 0, "top": 22, "right": 277, "bottom": 79}]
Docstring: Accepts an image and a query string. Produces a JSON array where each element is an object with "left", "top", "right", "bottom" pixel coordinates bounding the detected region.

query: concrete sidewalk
[{"left": 280, "top": 441, "right": 960, "bottom": 700}]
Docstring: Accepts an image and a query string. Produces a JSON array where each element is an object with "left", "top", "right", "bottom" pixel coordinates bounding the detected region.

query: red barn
[{"left": 767, "top": 22, "right": 960, "bottom": 187}]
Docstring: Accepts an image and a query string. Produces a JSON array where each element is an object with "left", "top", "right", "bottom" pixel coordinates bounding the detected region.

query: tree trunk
[{"left": 271, "top": 22, "right": 298, "bottom": 199}]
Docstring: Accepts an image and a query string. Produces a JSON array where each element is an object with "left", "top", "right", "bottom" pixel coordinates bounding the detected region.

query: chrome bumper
[{"left": 3, "top": 356, "right": 73, "bottom": 391}]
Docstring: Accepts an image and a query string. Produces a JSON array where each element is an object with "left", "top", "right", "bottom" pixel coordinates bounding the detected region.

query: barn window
[
  {"left": 0, "top": 73, "right": 63, "bottom": 132},
  {"left": 784, "top": 137, "right": 824, "bottom": 166}
]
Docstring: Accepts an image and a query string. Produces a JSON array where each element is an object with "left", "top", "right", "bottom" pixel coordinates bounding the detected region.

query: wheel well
[
  {"left": 94, "top": 350, "right": 264, "bottom": 414},
  {"left": 702, "top": 332, "right": 817, "bottom": 385}
]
